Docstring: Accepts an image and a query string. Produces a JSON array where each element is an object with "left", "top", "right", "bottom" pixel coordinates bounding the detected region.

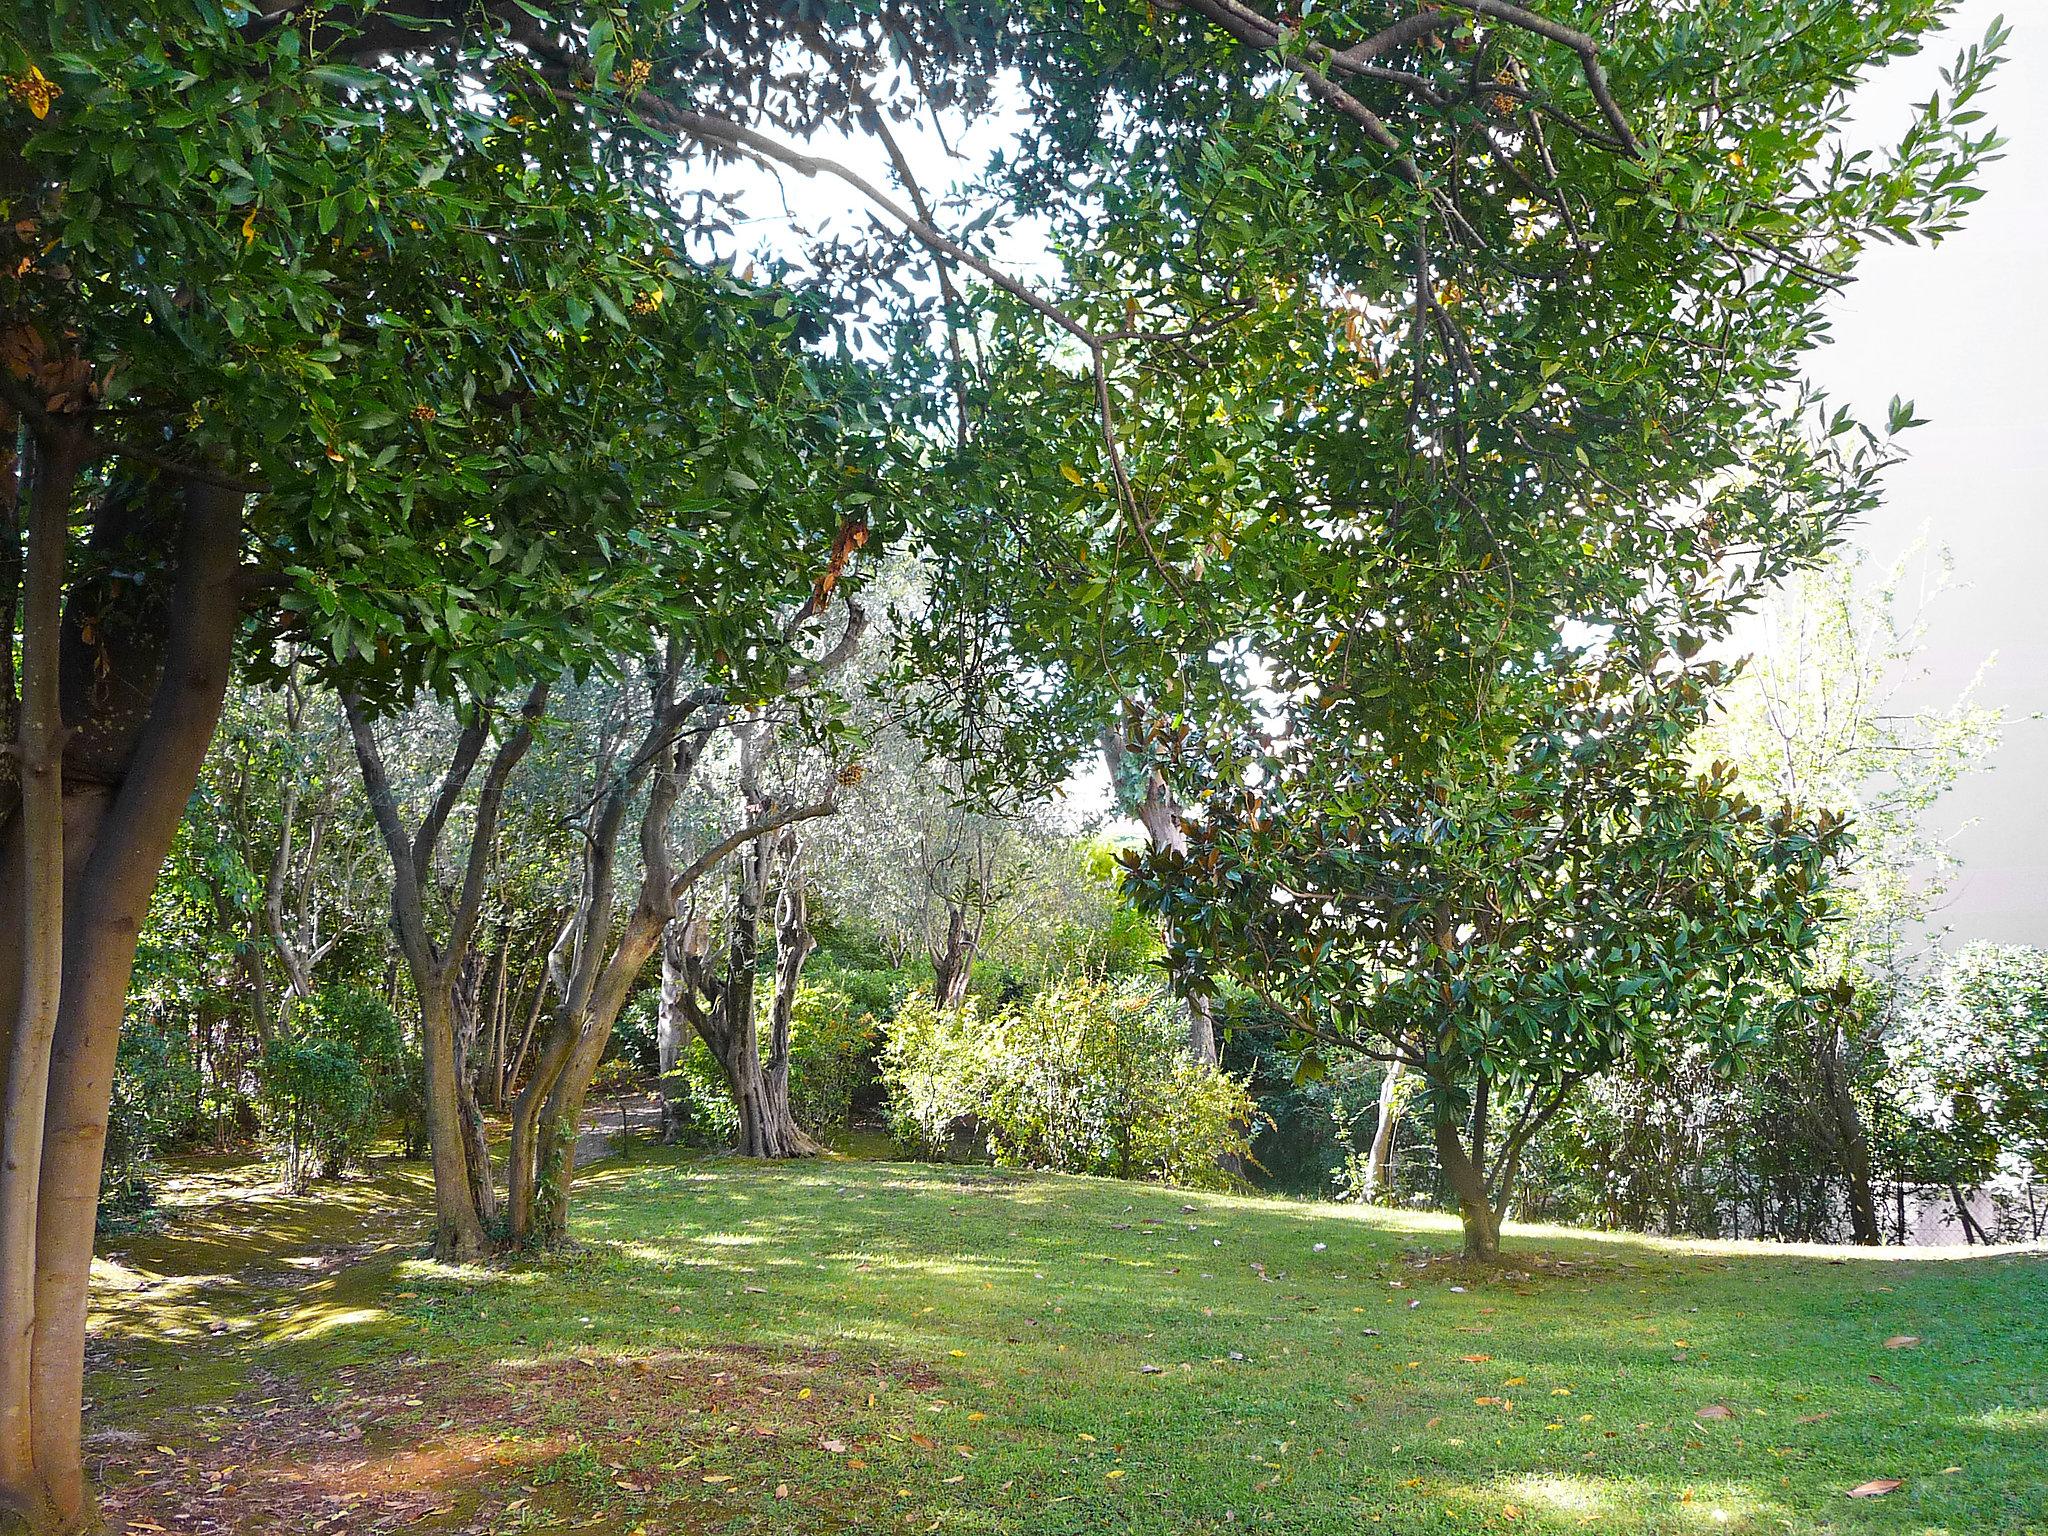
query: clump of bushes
[
  {"left": 257, "top": 986, "right": 404, "bottom": 1188},
  {"left": 100, "top": 1022, "right": 204, "bottom": 1228},
  {"left": 880, "top": 978, "right": 1251, "bottom": 1189}
]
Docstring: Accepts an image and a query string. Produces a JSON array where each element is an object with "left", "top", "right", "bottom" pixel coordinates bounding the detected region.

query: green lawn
[{"left": 88, "top": 1148, "right": 2046, "bottom": 1534}]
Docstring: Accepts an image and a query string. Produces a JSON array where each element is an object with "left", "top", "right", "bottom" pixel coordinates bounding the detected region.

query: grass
[{"left": 87, "top": 1145, "right": 2046, "bottom": 1534}]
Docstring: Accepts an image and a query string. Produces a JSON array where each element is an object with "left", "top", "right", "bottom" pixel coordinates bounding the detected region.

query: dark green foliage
[
  {"left": 256, "top": 987, "right": 404, "bottom": 1188},
  {"left": 99, "top": 1025, "right": 203, "bottom": 1230}
]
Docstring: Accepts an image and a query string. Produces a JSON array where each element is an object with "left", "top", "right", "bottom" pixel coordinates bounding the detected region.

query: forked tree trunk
[
  {"left": 673, "top": 898, "right": 820, "bottom": 1161},
  {"left": 1434, "top": 1116, "right": 1502, "bottom": 1262},
  {"left": 345, "top": 685, "right": 544, "bottom": 1263},
  {"left": 0, "top": 460, "right": 245, "bottom": 1535}
]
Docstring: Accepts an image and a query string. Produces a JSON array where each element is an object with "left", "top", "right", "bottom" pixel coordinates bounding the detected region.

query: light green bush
[{"left": 880, "top": 979, "right": 1251, "bottom": 1188}]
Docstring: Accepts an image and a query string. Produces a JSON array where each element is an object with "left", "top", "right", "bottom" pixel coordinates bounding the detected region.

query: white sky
[{"left": 1802, "top": 0, "right": 2048, "bottom": 946}]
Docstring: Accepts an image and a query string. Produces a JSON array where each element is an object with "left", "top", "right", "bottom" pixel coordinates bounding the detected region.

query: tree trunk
[
  {"left": 1433, "top": 1115, "right": 1501, "bottom": 1262},
  {"left": 1821, "top": 1029, "right": 1880, "bottom": 1245},
  {"left": 1102, "top": 720, "right": 1216, "bottom": 1062},
  {"left": 930, "top": 904, "right": 975, "bottom": 1009},
  {"left": 483, "top": 923, "right": 510, "bottom": 1112},
  {"left": 1360, "top": 1062, "right": 1404, "bottom": 1202},
  {"left": 0, "top": 423, "right": 81, "bottom": 1532},
  {"left": 416, "top": 982, "right": 489, "bottom": 1260},
  {"left": 0, "top": 468, "right": 244, "bottom": 1534},
  {"left": 674, "top": 898, "right": 818, "bottom": 1162},
  {"left": 658, "top": 924, "right": 690, "bottom": 1141},
  {"left": 450, "top": 944, "right": 495, "bottom": 1231},
  {"left": 1947, "top": 1181, "right": 1988, "bottom": 1245}
]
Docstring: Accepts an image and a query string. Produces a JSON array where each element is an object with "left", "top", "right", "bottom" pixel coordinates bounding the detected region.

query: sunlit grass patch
[{"left": 87, "top": 1149, "right": 2048, "bottom": 1534}]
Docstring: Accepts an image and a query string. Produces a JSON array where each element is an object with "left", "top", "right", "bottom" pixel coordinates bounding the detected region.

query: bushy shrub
[
  {"left": 878, "top": 994, "right": 987, "bottom": 1160},
  {"left": 100, "top": 1021, "right": 203, "bottom": 1228},
  {"left": 880, "top": 979, "right": 1251, "bottom": 1188},
  {"left": 256, "top": 986, "right": 403, "bottom": 1187}
]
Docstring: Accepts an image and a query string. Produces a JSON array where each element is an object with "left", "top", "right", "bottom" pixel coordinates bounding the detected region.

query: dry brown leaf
[
  {"left": 1696, "top": 1405, "right": 1734, "bottom": 1420},
  {"left": 1846, "top": 1478, "right": 1903, "bottom": 1498},
  {"left": 1883, "top": 1335, "right": 1921, "bottom": 1350}
]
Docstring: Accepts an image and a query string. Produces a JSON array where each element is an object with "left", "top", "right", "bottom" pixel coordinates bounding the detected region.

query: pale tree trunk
[
  {"left": 0, "top": 448, "right": 245, "bottom": 1534},
  {"left": 1360, "top": 1062, "right": 1405, "bottom": 1203},
  {"left": 764, "top": 826, "right": 816, "bottom": 1136},
  {"left": 1102, "top": 721, "right": 1216, "bottom": 1063},
  {"left": 0, "top": 422, "right": 82, "bottom": 1532},
  {"left": 658, "top": 925, "right": 690, "bottom": 1141}
]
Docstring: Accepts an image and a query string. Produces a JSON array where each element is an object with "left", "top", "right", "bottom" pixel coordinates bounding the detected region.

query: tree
[
  {"left": 0, "top": 0, "right": 2009, "bottom": 1524},
  {"left": 1128, "top": 643, "right": 1849, "bottom": 1258},
  {"left": 1698, "top": 548, "right": 2000, "bottom": 1241},
  {"left": 655, "top": 612, "right": 867, "bottom": 1166}
]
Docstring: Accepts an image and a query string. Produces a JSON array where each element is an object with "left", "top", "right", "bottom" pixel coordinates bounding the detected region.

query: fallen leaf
[
  {"left": 1883, "top": 1335, "right": 1920, "bottom": 1350},
  {"left": 1696, "top": 1405, "right": 1734, "bottom": 1421},
  {"left": 1846, "top": 1478, "right": 1903, "bottom": 1498}
]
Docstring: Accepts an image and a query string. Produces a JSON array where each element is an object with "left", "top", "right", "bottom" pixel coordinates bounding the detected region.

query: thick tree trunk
[
  {"left": 930, "top": 905, "right": 976, "bottom": 1009},
  {"left": 416, "top": 983, "right": 489, "bottom": 1260},
  {"left": 0, "top": 424, "right": 81, "bottom": 1533},
  {"left": 1434, "top": 1115, "right": 1501, "bottom": 1262},
  {"left": 0, "top": 470, "right": 244, "bottom": 1534},
  {"left": 674, "top": 898, "right": 818, "bottom": 1162}
]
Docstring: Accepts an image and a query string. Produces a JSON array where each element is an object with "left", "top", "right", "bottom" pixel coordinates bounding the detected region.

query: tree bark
[
  {"left": 0, "top": 423, "right": 82, "bottom": 1529},
  {"left": 930, "top": 903, "right": 977, "bottom": 1009},
  {"left": 344, "top": 683, "right": 543, "bottom": 1261},
  {"left": 451, "top": 943, "right": 495, "bottom": 1227},
  {"left": 1102, "top": 720, "right": 1217, "bottom": 1062},
  {"left": 1818, "top": 1024, "right": 1880, "bottom": 1245},
  {"left": 1433, "top": 1113, "right": 1500, "bottom": 1262},
  {"left": 0, "top": 468, "right": 244, "bottom": 1534},
  {"left": 658, "top": 924, "right": 690, "bottom": 1141},
  {"left": 1360, "top": 1062, "right": 1404, "bottom": 1202}
]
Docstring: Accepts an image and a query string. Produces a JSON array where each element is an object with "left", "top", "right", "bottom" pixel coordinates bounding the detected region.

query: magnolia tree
[{"left": 1126, "top": 643, "right": 1851, "bottom": 1259}]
